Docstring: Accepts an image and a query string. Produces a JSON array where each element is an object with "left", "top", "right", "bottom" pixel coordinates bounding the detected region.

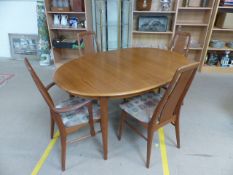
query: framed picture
[
  {"left": 138, "top": 16, "right": 168, "bottom": 32},
  {"left": 9, "top": 33, "right": 38, "bottom": 60}
]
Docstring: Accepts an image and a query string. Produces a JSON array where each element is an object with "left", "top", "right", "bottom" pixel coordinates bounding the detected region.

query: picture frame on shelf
[{"left": 138, "top": 16, "right": 168, "bottom": 32}]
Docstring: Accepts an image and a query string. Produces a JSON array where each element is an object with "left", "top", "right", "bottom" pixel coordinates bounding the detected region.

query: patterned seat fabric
[
  {"left": 56, "top": 97, "right": 100, "bottom": 127},
  {"left": 120, "top": 92, "right": 161, "bottom": 123}
]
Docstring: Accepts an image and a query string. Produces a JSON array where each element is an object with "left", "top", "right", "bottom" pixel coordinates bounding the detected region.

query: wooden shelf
[
  {"left": 176, "top": 22, "right": 208, "bottom": 26},
  {"left": 131, "top": 0, "right": 215, "bottom": 67},
  {"left": 45, "top": 0, "right": 92, "bottom": 67},
  {"left": 178, "top": 7, "right": 212, "bottom": 10},
  {"left": 199, "top": 0, "right": 233, "bottom": 73},
  {"left": 208, "top": 46, "right": 233, "bottom": 51},
  {"left": 53, "top": 47, "right": 79, "bottom": 50},
  {"left": 47, "top": 11, "right": 85, "bottom": 14},
  {"left": 218, "top": 6, "right": 233, "bottom": 9},
  {"left": 50, "top": 27, "right": 86, "bottom": 31},
  {"left": 133, "top": 31, "right": 173, "bottom": 34},
  {"left": 212, "top": 27, "right": 233, "bottom": 31},
  {"left": 133, "top": 10, "right": 176, "bottom": 14},
  {"left": 202, "top": 65, "right": 233, "bottom": 73},
  {"left": 189, "top": 47, "right": 203, "bottom": 50}
]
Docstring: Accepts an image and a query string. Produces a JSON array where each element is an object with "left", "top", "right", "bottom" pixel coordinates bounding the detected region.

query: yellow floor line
[
  {"left": 158, "top": 128, "right": 170, "bottom": 175},
  {"left": 31, "top": 131, "right": 60, "bottom": 175}
]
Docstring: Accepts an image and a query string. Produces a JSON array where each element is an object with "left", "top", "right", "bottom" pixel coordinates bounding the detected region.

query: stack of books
[{"left": 220, "top": 0, "right": 233, "bottom": 6}]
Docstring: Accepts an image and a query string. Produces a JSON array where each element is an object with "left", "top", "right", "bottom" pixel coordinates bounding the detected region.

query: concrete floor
[{"left": 0, "top": 60, "right": 233, "bottom": 175}]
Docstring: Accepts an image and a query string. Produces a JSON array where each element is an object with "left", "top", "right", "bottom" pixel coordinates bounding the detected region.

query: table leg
[{"left": 100, "top": 97, "right": 108, "bottom": 160}]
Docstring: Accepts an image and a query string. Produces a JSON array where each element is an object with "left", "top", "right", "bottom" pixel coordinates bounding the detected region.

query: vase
[
  {"left": 136, "top": 0, "right": 152, "bottom": 11},
  {"left": 160, "top": 0, "right": 171, "bottom": 11}
]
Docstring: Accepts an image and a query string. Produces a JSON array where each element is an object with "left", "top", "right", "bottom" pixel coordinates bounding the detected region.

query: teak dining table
[{"left": 53, "top": 48, "right": 190, "bottom": 160}]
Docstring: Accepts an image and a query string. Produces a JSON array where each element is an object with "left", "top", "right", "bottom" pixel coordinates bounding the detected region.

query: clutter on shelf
[{"left": 206, "top": 51, "right": 233, "bottom": 67}]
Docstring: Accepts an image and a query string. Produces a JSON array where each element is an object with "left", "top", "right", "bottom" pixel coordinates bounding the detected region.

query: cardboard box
[{"left": 215, "top": 12, "right": 233, "bottom": 29}]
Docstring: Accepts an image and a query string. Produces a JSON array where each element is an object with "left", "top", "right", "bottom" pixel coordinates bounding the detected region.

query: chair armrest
[
  {"left": 46, "top": 82, "right": 56, "bottom": 91},
  {"left": 54, "top": 100, "right": 92, "bottom": 113}
]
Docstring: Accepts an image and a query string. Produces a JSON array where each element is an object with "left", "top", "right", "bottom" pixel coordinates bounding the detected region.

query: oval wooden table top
[{"left": 54, "top": 48, "right": 190, "bottom": 98}]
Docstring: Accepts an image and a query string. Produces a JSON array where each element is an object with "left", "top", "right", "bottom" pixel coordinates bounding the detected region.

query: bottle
[{"left": 220, "top": 51, "right": 230, "bottom": 67}]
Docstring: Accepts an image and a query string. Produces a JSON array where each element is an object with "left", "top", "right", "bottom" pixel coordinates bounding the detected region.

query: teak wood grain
[
  {"left": 53, "top": 48, "right": 191, "bottom": 160},
  {"left": 54, "top": 48, "right": 190, "bottom": 98}
]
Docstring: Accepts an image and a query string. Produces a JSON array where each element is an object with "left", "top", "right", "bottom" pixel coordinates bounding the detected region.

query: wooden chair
[
  {"left": 118, "top": 62, "right": 199, "bottom": 168},
  {"left": 24, "top": 58, "right": 101, "bottom": 171},
  {"left": 169, "top": 31, "right": 191, "bottom": 57},
  {"left": 77, "top": 31, "right": 99, "bottom": 56}
]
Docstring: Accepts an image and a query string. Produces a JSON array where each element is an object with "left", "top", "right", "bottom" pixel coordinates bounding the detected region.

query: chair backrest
[
  {"left": 151, "top": 62, "right": 199, "bottom": 125},
  {"left": 77, "top": 31, "right": 98, "bottom": 56},
  {"left": 24, "top": 58, "right": 55, "bottom": 110},
  {"left": 169, "top": 32, "right": 191, "bottom": 57}
]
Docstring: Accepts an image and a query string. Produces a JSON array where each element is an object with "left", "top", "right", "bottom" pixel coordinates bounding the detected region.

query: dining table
[{"left": 53, "top": 47, "right": 191, "bottom": 160}]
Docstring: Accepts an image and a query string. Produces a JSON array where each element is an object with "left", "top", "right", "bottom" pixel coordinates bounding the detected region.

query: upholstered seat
[
  {"left": 57, "top": 97, "right": 100, "bottom": 127},
  {"left": 118, "top": 62, "right": 200, "bottom": 168},
  {"left": 24, "top": 58, "right": 102, "bottom": 171},
  {"left": 120, "top": 92, "right": 161, "bottom": 123}
]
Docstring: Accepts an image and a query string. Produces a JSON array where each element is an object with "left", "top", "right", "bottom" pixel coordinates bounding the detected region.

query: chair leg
[
  {"left": 50, "top": 112, "right": 55, "bottom": 139},
  {"left": 175, "top": 120, "right": 180, "bottom": 148},
  {"left": 146, "top": 130, "right": 154, "bottom": 168},
  {"left": 87, "top": 103, "right": 96, "bottom": 137},
  {"left": 89, "top": 120, "right": 96, "bottom": 137},
  {"left": 61, "top": 135, "right": 67, "bottom": 171},
  {"left": 117, "top": 111, "right": 126, "bottom": 140}
]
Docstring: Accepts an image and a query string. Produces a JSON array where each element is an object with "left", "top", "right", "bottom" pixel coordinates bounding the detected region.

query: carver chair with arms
[
  {"left": 118, "top": 62, "right": 199, "bottom": 168},
  {"left": 24, "top": 58, "right": 101, "bottom": 171},
  {"left": 169, "top": 31, "right": 191, "bottom": 57},
  {"left": 77, "top": 31, "right": 99, "bottom": 56}
]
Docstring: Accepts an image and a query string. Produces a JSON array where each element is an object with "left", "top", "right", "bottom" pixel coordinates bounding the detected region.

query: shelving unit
[
  {"left": 44, "top": 0, "right": 93, "bottom": 67},
  {"left": 130, "top": 0, "right": 216, "bottom": 62},
  {"left": 175, "top": 0, "right": 216, "bottom": 61},
  {"left": 130, "top": 0, "right": 179, "bottom": 49},
  {"left": 200, "top": 0, "right": 233, "bottom": 73}
]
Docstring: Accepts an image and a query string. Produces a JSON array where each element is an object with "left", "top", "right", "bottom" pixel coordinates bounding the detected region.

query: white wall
[{"left": 0, "top": 0, "right": 38, "bottom": 58}]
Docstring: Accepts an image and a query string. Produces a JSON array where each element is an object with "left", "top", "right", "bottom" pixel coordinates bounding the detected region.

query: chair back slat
[
  {"left": 77, "top": 31, "right": 98, "bottom": 56},
  {"left": 24, "top": 58, "right": 55, "bottom": 109},
  {"left": 169, "top": 32, "right": 191, "bottom": 57},
  {"left": 151, "top": 62, "right": 199, "bottom": 124}
]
